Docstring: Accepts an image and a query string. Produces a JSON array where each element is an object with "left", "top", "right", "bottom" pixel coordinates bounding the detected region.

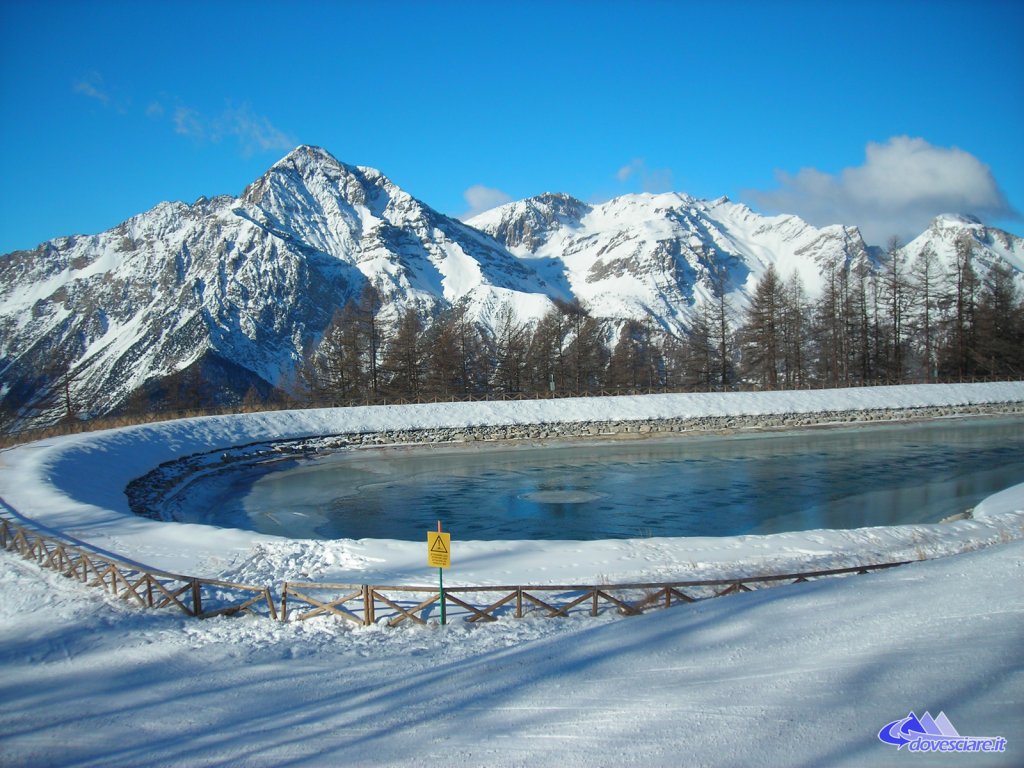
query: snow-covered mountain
[
  {"left": 0, "top": 146, "right": 558, "bottom": 423},
  {"left": 900, "top": 213, "right": 1024, "bottom": 277},
  {"left": 468, "top": 192, "right": 877, "bottom": 335},
  {"left": 2, "top": 145, "right": 1022, "bottom": 426}
]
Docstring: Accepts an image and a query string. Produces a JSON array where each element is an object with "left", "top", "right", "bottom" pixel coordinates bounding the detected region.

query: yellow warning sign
[{"left": 427, "top": 531, "right": 451, "bottom": 569}]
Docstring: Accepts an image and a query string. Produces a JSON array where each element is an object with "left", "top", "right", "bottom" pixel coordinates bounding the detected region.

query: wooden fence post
[
  {"left": 263, "top": 587, "right": 278, "bottom": 621},
  {"left": 363, "top": 584, "right": 375, "bottom": 626}
]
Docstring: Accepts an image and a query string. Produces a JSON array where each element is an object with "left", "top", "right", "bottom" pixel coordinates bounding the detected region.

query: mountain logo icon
[
  {"left": 878, "top": 711, "right": 1006, "bottom": 754},
  {"left": 879, "top": 711, "right": 959, "bottom": 747}
]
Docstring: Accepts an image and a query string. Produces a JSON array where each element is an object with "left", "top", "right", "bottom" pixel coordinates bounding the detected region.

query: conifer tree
[
  {"left": 607, "top": 320, "right": 660, "bottom": 391},
  {"left": 299, "top": 303, "right": 366, "bottom": 404},
  {"left": 814, "top": 253, "right": 851, "bottom": 387},
  {"left": 680, "top": 302, "right": 719, "bottom": 391},
  {"left": 973, "top": 263, "right": 1023, "bottom": 376},
  {"left": 939, "top": 234, "right": 980, "bottom": 378},
  {"left": 382, "top": 307, "right": 424, "bottom": 398},
  {"left": 880, "top": 237, "right": 910, "bottom": 382},
  {"left": 740, "top": 263, "right": 784, "bottom": 389},
  {"left": 525, "top": 306, "right": 569, "bottom": 395},
  {"left": 781, "top": 270, "right": 810, "bottom": 388},
  {"left": 422, "top": 302, "right": 489, "bottom": 396},
  {"left": 908, "top": 244, "right": 940, "bottom": 382},
  {"left": 564, "top": 304, "right": 607, "bottom": 393},
  {"left": 659, "top": 331, "right": 689, "bottom": 390},
  {"left": 423, "top": 309, "right": 462, "bottom": 397},
  {"left": 357, "top": 282, "right": 384, "bottom": 396},
  {"left": 491, "top": 302, "right": 530, "bottom": 393}
]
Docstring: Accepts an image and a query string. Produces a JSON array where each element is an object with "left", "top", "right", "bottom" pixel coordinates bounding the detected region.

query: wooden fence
[
  {"left": 280, "top": 562, "right": 910, "bottom": 627},
  {"left": 2, "top": 510, "right": 910, "bottom": 629},
  {"left": 0, "top": 514, "right": 277, "bottom": 620}
]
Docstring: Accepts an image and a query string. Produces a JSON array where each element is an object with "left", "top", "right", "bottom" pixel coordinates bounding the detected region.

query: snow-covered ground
[{"left": 1, "top": 384, "right": 1023, "bottom": 766}]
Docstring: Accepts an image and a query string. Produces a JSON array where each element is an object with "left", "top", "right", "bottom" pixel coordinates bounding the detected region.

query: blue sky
[{"left": 1, "top": 0, "right": 1022, "bottom": 252}]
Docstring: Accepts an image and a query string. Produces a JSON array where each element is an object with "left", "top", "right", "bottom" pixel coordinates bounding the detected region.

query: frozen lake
[{"left": 176, "top": 417, "right": 1024, "bottom": 541}]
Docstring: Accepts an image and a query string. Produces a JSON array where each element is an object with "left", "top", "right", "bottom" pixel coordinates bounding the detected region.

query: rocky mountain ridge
[{"left": 1, "top": 145, "right": 1021, "bottom": 426}]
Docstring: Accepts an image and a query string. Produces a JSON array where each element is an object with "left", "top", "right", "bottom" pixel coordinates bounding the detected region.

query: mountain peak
[
  {"left": 525, "top": 192, "right": 590, "bottom": 225},
  {"left": 932, "top": 213, "right": 984, "bottom": 229},
  {"left": 273, "top": 144, "right": 344, "bottom": 172},
  {"left": 242, "top": 145, "right": 399, "bottom": 217},
  {"left": 466, "top": 192, "right": 591, "bottom": 251},
  {"left": 532, "top": 191, "right": 587, "bottom": 209},
  {"left": 263, "top": 145, "right": 389, "bottom": 191}
]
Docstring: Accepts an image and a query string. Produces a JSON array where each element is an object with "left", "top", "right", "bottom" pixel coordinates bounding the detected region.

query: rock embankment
[{"left": 351, "top": 403, "right": 1023, "bottom": 444}]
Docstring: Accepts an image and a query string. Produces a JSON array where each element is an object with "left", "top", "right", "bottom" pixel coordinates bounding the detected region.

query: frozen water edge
[{"left": 0, "top": 383, "right": 1023, "bottom": 587}]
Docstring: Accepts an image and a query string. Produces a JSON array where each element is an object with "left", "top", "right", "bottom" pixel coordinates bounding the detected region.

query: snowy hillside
[
  {"left": 469, "top": 192, "right": 877, "bottom": 335},
  {"left": 0, "top": 146, "right": 559, "bottom": 424}
]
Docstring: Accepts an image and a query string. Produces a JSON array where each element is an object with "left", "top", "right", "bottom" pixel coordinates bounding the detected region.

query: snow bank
[
  {"left": 1, "top": 533, "right": 1021, "bottom": 767},
  {"left": 0, "top": 383, "right": 1022, "bottom": 583}
]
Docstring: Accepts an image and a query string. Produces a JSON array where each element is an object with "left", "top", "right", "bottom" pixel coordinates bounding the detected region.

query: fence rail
[
  {"left": 0, "top": 513, "right": 277, "bottom": 620},
  {"left": 281, "top": 562, "right": 911, "bottom": 627},
  {"left": 2, "top": 510, "right": 911, "bottom": 629}
]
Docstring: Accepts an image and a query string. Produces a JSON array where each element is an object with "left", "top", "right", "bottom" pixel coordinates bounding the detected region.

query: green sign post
[{"left": 427, "top": 521, "right": 450, "bottom": 625}]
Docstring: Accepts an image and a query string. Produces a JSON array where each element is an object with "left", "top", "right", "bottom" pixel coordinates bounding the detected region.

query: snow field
[
  {"left": 0, "top": 384, "right": 1022, "bottom": 766},
  {"left": 0, "top": 535, "right": 1021, "bottom": 767}
]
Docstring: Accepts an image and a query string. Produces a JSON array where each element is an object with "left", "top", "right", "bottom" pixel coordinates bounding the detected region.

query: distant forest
[{"left": 293, "top": 236, "right": 1023, "bottom": 406}]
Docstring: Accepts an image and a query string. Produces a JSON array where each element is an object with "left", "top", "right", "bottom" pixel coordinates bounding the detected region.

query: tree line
[
  {"left": 737, "top": 235, "right": 1023, "bottom": 390},
  {"left": 8, "top": 233, "right": 1017, "bottom": 435},
  {"left": 296, "top": 234, "right": 1024, "bottom": 405}
]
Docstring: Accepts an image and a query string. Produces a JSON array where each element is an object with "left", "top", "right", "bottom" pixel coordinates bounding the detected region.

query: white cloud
[
  {"left": 460, "top": 184, "right": 514, "bottom": 220},
  {"left": 615, "top": 158, "right": 673, "bottom": 193},
  {"left": 617, "top": 158, "right": 642, "bottom": 182},
  {"left": 72, "top": 75, "right": 293, "bottom": 157},
  {"left": 745, "top": 136, "right": 1018, "bottom": 245},
  {"left": 167, "top": 101, "right": 295, "bottom": 156},
  {"left": 216, "top": 102, "right": 296, "bottom": 156},
  {"left": 173, "top": 106, "right": 205, "bottom": 139},
  {"left": 72, "top": 72, "right": 110, "bottom": 104}
]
